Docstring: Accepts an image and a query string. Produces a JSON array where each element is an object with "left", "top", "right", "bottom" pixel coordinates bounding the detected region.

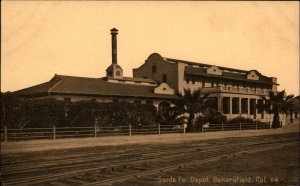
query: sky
[{"left": 1, "top": 1, "right": 299, "bottom": 95}]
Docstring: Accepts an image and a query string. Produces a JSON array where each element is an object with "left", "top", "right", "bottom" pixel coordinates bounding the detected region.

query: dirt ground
[{"left": 118, "top": 144, "right": 299, "bottom": 186}]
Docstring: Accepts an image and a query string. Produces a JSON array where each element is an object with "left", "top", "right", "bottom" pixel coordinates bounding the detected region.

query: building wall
[{"left": 133, "top": 53, "right": 179, "bottom": 93}]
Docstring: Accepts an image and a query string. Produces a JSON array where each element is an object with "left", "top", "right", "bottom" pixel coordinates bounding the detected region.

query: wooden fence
[{"left": 0, "top": 121, "right": 273, "bottom": 142}]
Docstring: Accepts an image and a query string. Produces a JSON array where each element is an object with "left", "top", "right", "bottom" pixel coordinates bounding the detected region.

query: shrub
[{"left": 226, "top": 117, "right": 265, "bottom": 125}]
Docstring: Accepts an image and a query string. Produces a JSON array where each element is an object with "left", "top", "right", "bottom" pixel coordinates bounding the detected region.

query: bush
[
  {"left": 227, "top": 117, "right": 265, "bottom": 125},
  {"left": 1, "top": 92, "right": 158, "bottom": 129},
  {"left": 194, "top": 108, "right": 227, "bottom": 131}
]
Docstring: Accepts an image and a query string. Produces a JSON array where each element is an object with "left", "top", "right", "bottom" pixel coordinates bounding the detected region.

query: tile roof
[
  {"left": 184, "top": 66, "right": 274, "bottom": 85},
  {"left": 13, "top": 75, "right": 178, "bottom": 99},
  {"left": 165, "top": 57, "right": 249, "bottom": 73},
  {"left": 104, "top": 76, "right": 157, "bottom": 83}
]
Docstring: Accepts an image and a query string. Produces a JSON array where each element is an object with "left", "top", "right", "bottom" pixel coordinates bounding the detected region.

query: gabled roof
[{"left": 13, "top": 75, "right": 178, "bottom": 99}]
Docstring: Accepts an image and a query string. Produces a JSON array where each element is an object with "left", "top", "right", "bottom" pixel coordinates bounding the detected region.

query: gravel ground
[
  {"left": 117, "top": 144, "right": 299, "bottom": 186},
  {"left": 1, "top": 120, "right": 299, "bottom": 155}
]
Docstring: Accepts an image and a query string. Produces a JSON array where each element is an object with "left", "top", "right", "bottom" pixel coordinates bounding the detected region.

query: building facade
[
  {"left": 13, "top": 28, "right": 177, "bottom": 109},
  {"left": 133, "top": 53, "right": 282, "bottom": 122},
  {"left": 13, "top": 28, "right": 286, "bottom": 123}
]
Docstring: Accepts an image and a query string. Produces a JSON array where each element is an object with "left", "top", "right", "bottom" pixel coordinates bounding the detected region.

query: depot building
[{"left": 14, "top": 28, "right": 283, "bottom": 123}]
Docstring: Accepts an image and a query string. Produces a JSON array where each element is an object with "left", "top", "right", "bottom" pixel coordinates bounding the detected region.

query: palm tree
[
  {"left": 174, "top": 88, "right": 210, "bottom": 132},
  {"left": 258, "top": 90, "right": 294, "bottom": 128}
]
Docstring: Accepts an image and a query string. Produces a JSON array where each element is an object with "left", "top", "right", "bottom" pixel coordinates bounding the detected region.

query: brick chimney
[
  {"left": 106, "top": 28, "right": 123, "bottom": 78},
  {"left": 111, "top": 28, "right": 118, "bottom": 64}
]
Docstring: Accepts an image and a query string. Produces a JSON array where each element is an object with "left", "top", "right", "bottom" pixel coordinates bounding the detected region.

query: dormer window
[
  {"left": 116, "top": 70, "right": 121, "bottom": 76},
  {"left": 152, "top": 64, "right": 157, "bottom": 73}
]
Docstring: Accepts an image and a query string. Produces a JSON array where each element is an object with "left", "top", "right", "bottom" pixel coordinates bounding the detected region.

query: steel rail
[
  {"left": 82, "top": 141, "right": 298, "bottom": 186},
  {"left": 2, "top": 138, "right": 297, "bottom": 186}
]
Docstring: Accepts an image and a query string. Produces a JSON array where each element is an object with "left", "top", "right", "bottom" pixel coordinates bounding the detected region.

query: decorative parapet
[
  {"left": 154, "top": 83, "right": 175, "bottom": 95},
  {"left": 207, "top": 65, "right": 222, "bottom": 75},
  {"left": 247, "top": 71, "right": 259, "bottom": 80}
]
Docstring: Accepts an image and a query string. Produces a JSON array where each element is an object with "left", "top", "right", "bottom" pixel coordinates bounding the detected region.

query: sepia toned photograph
[{"left": 1, "top": 1, "right": 299, "bottom": 186}]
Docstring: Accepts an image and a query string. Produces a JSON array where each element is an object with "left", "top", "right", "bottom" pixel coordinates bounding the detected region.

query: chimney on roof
[{"left": 111, "top": 28, "right": 118, "bottom": 64}]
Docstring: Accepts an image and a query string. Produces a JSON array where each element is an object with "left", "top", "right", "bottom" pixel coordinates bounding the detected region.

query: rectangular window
[
  {"left": 152, "top": 64, "right": 157, "bottom": 73},
  {"left": 202, "top": 80, "right": 205, "bottom": 87},
  {"left": 163, "top": 74, "right": 167, "bottom": 83},
  {"left": 192, "top": 79, "right": 195, "bottom": 84}
]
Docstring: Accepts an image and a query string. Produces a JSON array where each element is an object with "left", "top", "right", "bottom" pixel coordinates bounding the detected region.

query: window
[
  {"left": 152, "top": 64, "right": 157, "bottom": 73},
  {"left": 192, "top": 79, "right": 195, "bottom": 84},
  {"left": 163, "top": 74, "right": 167, "bottom": 83},
  {"left": 202, "top": 80, "right": 205, "bottom": 87},
  {"left": 211, "top": 82, "right": 214, "bottom": 87},
  {"left": 116, "top": 70, "right": 121, "bottom": 76},
  {"left": 113, "top": 98, "right": 118, "bottom": 102}
]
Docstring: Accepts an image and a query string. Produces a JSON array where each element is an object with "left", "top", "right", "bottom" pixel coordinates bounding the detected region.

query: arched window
[{"left": 152, "top": 64, "right": 157, "bottom": 73}]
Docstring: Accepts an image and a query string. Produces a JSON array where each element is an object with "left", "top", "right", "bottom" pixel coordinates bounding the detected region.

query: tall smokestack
[{"left": 111, "top": 28, "right": 118, "bottom": 64}]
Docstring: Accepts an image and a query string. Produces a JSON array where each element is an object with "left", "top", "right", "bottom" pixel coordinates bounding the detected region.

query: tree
[
  {"left": 258, "top": 90, "right": 294, "bottom": 128},
  {"left": 174, "top": 88, "right": 209, "bottom": 132},
  {"left": 156, "top": 105, "right": 186, "bottom": 126}
]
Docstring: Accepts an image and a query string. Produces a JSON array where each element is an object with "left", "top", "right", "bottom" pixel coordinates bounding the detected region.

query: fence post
[
  {"left": 280, "top": 121, "right": 282, "bottom": 127},
  {"left": 239, "top": 122, "right": 242, "bottom": 130},
  {"left": 269, "top": 121, "right": 271, "bottom": 130},
  {"left": 158, "top": 123, "right": 160, "bottom": 135},
  {"left": 94, "top": 124, "right": 97, "bottom": 138},
  {"left": 129, "top": 124, "right": 131, "bottom": 136},
  {"left": 4, "top": 126, "right": 8, "bottom": 142},
  {"left": 255, "top": 121, "right": 258, "bottom": 130},
  {"left": 183, "top": 124, "right": 186, "bottom": 134},
  {"left": 53, "top": 125, "right": 56, "bottom": 140},
  {"left": 202, "top": 124, "right": 204, "bottom": 132},
  {"left": 221, "top": 122, "right": 224, "bottom": 131}
]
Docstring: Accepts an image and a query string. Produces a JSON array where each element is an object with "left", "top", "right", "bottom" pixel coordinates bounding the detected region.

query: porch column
[
  {"left": 218, "top": 95, "right": 223, "bottom": 113},
  {"left": 254, "top": 99, "right": 257, "bottom": 119},
  {"left": 229, "top": 97, "right": 233, "bottom": 118},
  {"left": 238, "top": 97, "right": 242, "bottom": 115},
  {"left": 247, "top": 98, "right": 250, "bottom": 118}
]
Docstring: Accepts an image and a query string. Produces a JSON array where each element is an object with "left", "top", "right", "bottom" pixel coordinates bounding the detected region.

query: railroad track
[
  {"left": 1, "top": 134, "right": 298, "bottom": 186},
  {"left": 1, "top": 136, "right": 292, "bottom": 175}
]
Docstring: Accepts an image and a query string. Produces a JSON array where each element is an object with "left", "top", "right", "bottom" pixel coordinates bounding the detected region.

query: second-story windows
[
  {"left": 163, "top": 74, "right": 167, "bottom": 83},
  {"left": 152, "top": 64, "right": 157, "bottom": 73}
]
